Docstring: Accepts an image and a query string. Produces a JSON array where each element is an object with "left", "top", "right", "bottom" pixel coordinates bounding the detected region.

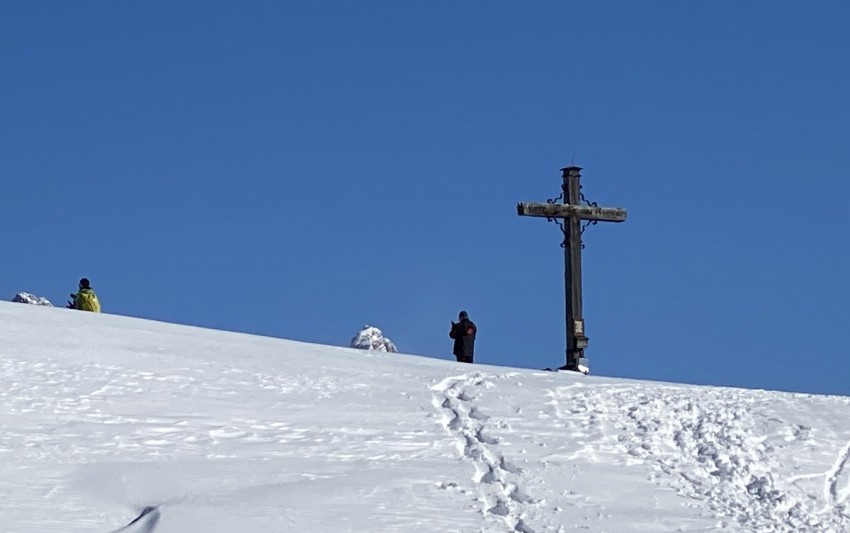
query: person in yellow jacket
[{"left": 68, "top": 278, "right": 101, "bottom": 312}]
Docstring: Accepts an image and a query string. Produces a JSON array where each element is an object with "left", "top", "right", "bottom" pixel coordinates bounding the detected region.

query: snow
[
  {"left": 1, "top": 302, "right": 849, "bottom": 532},
  {"left": 350, "top": 325, "right": 398, "bottom": 353},
  {"left": 11, "top": 292, "right": 53, "bottom": 306}
]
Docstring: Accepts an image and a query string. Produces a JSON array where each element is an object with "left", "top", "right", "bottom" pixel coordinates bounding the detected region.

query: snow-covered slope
[{"left": 1, "top": 302, "right": 849, "bottom": 532}]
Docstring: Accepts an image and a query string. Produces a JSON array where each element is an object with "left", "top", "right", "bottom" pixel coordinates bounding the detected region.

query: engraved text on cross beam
[{"left": 516, "top": 202, "right": 627, "bottom": 222}]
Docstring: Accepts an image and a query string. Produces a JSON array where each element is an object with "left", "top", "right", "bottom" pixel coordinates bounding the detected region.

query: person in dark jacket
[{"left": 449, "top": 310, "right": 477, "bottom": 363}]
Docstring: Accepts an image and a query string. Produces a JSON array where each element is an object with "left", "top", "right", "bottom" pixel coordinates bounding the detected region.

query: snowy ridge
[{"left": 1, "top": 302, "right": 850, "bottom": 532}]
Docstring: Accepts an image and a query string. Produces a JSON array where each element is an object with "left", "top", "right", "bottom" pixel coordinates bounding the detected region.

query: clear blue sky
[{"left": 3, "top": 2, "right": 849, "bottom": 396}]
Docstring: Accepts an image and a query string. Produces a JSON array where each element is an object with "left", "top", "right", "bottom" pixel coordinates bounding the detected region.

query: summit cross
[{"left": 517, "top": 165, "right": 627, "bottom": 373}]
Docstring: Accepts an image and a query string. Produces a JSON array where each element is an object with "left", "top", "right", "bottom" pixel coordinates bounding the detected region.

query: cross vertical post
[
  {"left": 516, "top": 165, "right": 627, "bottom": 373},
  {"left": 563, "top": 166, "right": 587, "bottom": 371}
]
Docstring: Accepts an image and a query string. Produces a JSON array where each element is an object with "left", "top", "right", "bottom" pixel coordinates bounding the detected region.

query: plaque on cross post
[{"left": 517, "top": 166, "right": 627, "bottom": 374}]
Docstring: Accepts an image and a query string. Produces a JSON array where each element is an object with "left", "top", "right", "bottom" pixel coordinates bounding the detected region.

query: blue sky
[{"left": 3, "top": 2, "right": 849, "bottom": 396}]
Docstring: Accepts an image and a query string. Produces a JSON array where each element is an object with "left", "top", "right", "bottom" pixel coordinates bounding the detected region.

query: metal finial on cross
[{"left": 517, "top": 166, "right": 627, "bottom": 373}]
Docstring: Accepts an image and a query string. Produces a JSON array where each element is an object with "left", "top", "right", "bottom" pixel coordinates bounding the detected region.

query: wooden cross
[{"left": 517, "top": 166, "right": 627, "bottom": 373}]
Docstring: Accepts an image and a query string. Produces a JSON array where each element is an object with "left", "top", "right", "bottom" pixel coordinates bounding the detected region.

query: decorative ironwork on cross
[{"left": 517, "top": 166, "right": 627, "bottom": 373}]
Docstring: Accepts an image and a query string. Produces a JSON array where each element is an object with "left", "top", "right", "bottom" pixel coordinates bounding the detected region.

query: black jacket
[{"left": 450, "top": 319, "right": 477, "bottom": 358}]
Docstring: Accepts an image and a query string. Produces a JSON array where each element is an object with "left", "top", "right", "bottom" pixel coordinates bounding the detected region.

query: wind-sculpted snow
[{"left": 1, "top": 302, "right": 849, "bottom": 532}]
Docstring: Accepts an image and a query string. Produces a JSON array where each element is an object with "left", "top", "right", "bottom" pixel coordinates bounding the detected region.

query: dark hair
[
  {"left": 79, "top": 278, "right": 91, "bottom": 289},
  {"left": 458, "top": 310, "right": 468, "bottom": 320}
]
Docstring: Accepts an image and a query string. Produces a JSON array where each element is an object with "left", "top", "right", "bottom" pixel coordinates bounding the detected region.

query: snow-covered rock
[
  {"left": 350, "top": 325, "right": 398, "bottom": 353},
  {"left": 12, "top": 292, "right": 53, "bottom": 306}
]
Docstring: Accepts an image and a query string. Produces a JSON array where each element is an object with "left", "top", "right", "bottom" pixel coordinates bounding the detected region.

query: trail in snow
[
  {"left": 432, "top": 373, "right": 540, "bottom": 533},
  {"left": 541, "top": 382, "right": 850, "bottom": 533},
  {"left": 429, "top": 370, "right": 850, "bottom": 533},
  {"left": 826, "top": 439, "right": 850, "bottom": 511}
]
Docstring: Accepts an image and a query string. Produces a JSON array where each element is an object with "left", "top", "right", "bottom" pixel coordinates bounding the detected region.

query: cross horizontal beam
[{"left": 516, "top": 202, "right": 627, "bottom": 222}]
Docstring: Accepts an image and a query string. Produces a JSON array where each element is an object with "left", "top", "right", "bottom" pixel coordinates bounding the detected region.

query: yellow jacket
[{"left": 74, "top": 288, "right": 101, "bottom": 312}]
